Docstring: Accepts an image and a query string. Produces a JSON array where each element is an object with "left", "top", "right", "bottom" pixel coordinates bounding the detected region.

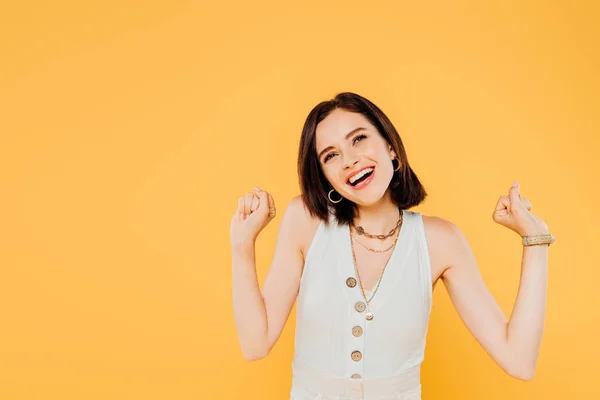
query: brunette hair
[{"left": 297, "top": 92, "right": 427, "bottom": 226}]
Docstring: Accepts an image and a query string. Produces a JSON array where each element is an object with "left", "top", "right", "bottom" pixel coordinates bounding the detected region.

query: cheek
[
  {"left": 322, "top": 167, "right": 337, "bottom": 185},
  {"left": 321, "top": 165, "right": 344, "bottom": 188}
]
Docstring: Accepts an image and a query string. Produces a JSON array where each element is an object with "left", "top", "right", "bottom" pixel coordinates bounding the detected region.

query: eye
[
  {"left": 353, "top": 134, "right": 367, "bottom": 144},
  {"left": 322, "top": 135, "right": 367, "bottom": 163},
  {"left": 323, "top": 153, "right": 336, "bottom": 163}
]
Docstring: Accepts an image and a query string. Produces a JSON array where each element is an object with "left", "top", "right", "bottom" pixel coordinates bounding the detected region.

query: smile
[{"left": 347, "top": 167, "right": 375, "bottom": 189}]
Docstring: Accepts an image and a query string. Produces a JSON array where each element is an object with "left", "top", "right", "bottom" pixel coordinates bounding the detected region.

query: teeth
[{"left": 349, "top": 167, "right": 374, "bottom": 184}]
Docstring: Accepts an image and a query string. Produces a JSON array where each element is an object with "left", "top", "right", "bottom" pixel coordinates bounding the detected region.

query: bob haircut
[{"left": 298, "top": 92, "right": 427, "bottom": 227}]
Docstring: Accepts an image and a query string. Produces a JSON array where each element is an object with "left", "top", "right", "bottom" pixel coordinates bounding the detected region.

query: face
[{"left": 315, "top": 108, "right": 397, "bottom": 206}]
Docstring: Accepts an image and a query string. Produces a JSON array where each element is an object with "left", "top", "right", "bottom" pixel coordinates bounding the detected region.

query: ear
[{"left": 389, "top": 145, "right": 396, "bottom": 159}]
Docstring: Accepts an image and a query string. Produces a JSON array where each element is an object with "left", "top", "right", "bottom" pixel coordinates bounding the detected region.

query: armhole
[
  {"left": 303, "top": 220, "right": 324, "bottom": 267},
  {"left": 300, "top": 217, "right": 325, "bottom": 286},
  {"left": 416, "top": 212, "right": 433, "bottom": 312}
]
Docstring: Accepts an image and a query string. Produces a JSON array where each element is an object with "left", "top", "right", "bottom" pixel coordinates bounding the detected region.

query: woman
[{"left": 230, "top": 92, "right": 555, "bottom": 399}]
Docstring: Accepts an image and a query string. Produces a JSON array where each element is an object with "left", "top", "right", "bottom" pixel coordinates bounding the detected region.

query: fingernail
[
  {"left": 254, "top": 187, "right": 261, "bottom": 192},
  {"left": 512, "top": 181, "right": 519, "bottom": 187}
]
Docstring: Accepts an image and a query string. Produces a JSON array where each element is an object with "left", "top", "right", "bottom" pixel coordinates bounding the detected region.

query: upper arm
[
  {"left": 260, "top": 195, "right": 313, "bottom": 354},
  {"left": 426, "top": 216, "right": 516, "bottom": 375}
]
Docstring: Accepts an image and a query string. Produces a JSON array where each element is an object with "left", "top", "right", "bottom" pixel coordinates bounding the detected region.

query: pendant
[{"left": 366, "top": 312, "right": 374, "bottom": 321}]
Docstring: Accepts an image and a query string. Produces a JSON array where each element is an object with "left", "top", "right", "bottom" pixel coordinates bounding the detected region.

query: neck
[{"left": 352, "top": 191, "right": 401, "bottom": 234}]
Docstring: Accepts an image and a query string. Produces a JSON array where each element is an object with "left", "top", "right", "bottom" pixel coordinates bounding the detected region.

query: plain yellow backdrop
[{"left": 1, "top": 1, "right": 598, "bottom": 399}]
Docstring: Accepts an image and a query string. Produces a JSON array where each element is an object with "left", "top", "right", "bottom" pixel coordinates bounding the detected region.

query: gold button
[
  {"left": 351, "top": 350, "right": 362, "bottom": 361},
  {"left": 351, "top": 373, "right": 362, "bottom": 379},
  {"left": 354, "top": 301, "right": 366, "bottom": 313},
  {"left": 352, "top": 326, "right": 363, "bottom": 337},
  {"left": 346, "top": 277, "right": 357, "bottom": 288}
]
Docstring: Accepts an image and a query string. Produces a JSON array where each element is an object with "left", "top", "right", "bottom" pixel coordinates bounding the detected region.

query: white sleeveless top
[{"left": 291, "top": 208, "right": 433, "bottom": 392}]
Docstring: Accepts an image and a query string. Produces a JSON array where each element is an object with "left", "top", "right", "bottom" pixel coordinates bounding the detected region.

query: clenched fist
[
  {"left": 492, "top": 181, "right": 549, "bottom": 237},
  {"left": 230, "top": 187, "right": 276, "bottom": 249}
]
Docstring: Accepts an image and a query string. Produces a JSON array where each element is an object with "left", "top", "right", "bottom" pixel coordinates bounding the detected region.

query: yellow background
[{"left": 1, "top": 1, "right": 598, "bottom": 399}]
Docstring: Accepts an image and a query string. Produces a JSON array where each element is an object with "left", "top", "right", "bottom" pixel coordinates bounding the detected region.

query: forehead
[{"left": 315, "top": 109, "right": 375, "bottom": 150}]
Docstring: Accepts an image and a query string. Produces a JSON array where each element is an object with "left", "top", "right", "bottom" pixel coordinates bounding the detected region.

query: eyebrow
[{"left": 317, "top": 127, "right": 367, "bottom": 161}]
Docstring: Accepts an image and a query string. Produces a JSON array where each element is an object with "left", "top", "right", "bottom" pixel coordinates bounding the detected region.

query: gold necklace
[
  {"left": 353, "top": 211, "right": 403, "bottom": 240},
  {"left": 349, "top": 215, "right": 402, "bottom": 321},
  {"left": 351, "top": 232, "right": 397, "bottom": 253}
]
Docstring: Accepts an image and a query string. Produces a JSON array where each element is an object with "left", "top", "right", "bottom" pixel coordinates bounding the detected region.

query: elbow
[
  {"left": 512, "top": 369, "right": 535, "bottom": 381},
  {"left": 506, "top": 360, "right": 537, "bottom": 381},
  {"left": 509, "top": 368, "right": 535, "bottom": 381},
  {"left": 236, "top": 329, "right": 271, "bottom": 361},
  {"left": 243, "top": 349, "right": 269, "bottom": 362},
  {"left": 241, "top": 343, "right": 270, "bottom": 362}
]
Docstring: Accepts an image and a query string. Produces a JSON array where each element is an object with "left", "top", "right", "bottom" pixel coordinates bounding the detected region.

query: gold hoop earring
[
  {"left": 328, "top": 189, "right": 343, "bottom": 203},
  {"left": 393, "top": 158, "right": 401, "bottom": 172}
]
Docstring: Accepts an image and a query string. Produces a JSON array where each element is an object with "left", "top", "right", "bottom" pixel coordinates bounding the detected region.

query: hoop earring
[
  {"left": 328, "top": 189, "right": 343, "bottom": 204},
  {"left": 393, "top": 158, "right": 401, "bottom": 172}
]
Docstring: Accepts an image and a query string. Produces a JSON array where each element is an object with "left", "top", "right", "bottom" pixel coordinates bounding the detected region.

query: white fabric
[{"left": 290, "top": 209, "right": 433, "bottom": 399}]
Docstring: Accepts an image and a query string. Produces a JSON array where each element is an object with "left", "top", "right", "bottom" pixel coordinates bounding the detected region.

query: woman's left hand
[{"left": 492, "top": 181, "right": 549, "bottom": 237}]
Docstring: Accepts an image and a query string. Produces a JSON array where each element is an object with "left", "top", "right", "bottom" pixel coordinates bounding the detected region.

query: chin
[{"left": 346, "top": 187, "right": 388, "bottom": 206}]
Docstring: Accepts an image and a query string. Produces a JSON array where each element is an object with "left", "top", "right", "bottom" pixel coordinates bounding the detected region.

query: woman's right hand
[{"left": 230, "top": 187, "right": 276, "bottom": 249}]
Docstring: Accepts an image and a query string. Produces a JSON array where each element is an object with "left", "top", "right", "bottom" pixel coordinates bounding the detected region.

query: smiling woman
[
  {"left": 230, "top": 92, "right": 554, "bottom": 400},
  {"left": 297, "top": 93, "right": 427, "bottom": 227}
]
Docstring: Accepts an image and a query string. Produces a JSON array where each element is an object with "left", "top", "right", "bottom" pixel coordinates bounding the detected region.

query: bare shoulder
[
  {"left": 421, "top": 214, "right": 461, "bottom": 287},
  {"left": 286, "top": 195, "right": 322, "bottom": 261},
  {"left": 421, "top": 214, "right": 457, "bottom": 238}
]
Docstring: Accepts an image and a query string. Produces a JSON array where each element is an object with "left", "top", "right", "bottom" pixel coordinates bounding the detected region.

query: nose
[{"left": 343, "top": 153, "right": 360, "bottom": 170}]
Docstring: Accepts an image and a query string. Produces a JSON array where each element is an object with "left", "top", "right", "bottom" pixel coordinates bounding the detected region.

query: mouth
[{"left": 346, "top": 167, "right": 376, "bottom": 189}]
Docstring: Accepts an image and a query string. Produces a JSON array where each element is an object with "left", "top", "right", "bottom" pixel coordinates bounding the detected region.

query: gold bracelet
[{"left": 522, "top": 233, "right": 556, "bottom": 246}]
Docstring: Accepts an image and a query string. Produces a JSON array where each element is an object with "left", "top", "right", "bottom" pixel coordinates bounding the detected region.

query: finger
[
  {"left": 250, "top": 192, "right": 260, "bottom": 212},
  {"left": 508, "top": 181, "right": 521, "bottom": 212},
  {"left": 244, "top": 192, "right": 253, "bottom": 214},
  {"left": 267, "top": 192, "right": 275, "bottom": 211},
  {"left": 237, "top": 197, "right": 246, "bottom": 220},
  {"left": 260, "top": 190, "right": 276, "bottom": 217},
  {"left": 253, "top": 188, "right": 276, "bottom": 218},
  {"left": 253, "top": 189, "right": 269, "bottom": 213},
  {"left": 521, "top": 196, "right": 532, "bottom": 210},
  {"left": 494, "top": 195, "right": 510, "bottom": 212}
]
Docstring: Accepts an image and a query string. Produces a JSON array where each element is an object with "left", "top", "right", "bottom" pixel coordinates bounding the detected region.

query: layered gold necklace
[
  {"left": 352, "top": 216, "right": 402, "bottom": 239},
  {"left": 350, "top": 231, "right": 398, "bottom": 253},
  {"left": 349, "top": 210, "right": 403, "bottom": 321}
]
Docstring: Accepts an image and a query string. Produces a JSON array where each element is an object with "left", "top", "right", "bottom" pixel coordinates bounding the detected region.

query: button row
[{"left": 347, "top": 276, "right": 364, "bottom": 379}]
